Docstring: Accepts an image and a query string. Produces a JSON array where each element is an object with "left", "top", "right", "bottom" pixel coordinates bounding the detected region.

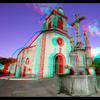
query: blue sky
[{"left": 0, "top": 3, "right": 100, "bottom": 58}]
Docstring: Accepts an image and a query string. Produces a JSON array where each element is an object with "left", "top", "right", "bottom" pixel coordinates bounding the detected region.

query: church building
[{"left": 12, "top": 7, "right": 92, "bottom": 79}]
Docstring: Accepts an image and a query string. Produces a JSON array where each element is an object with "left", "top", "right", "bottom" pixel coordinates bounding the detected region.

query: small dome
[{"left": 57, "top": 7, "right": 64, "bottom": 15}]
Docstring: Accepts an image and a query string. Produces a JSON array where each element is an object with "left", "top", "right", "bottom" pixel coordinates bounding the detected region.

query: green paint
[
  {"left": 43, "top": 21, "right": 46, "bottom": 30},
  {"left": 9, "top": 64, "right": 12, "bottom": 73},
  {"left": 83, "top": 68, "right": 88, "bottom": 75},
  {"left": 15, "top": 66, "right": 21, "bottom": 77},
  {"left": 52, "top": 37, "right": 58, "bottom": 47},
  {"left": 52, "top": 15, "right": 58, "bottom": 29},
  {"left": 48, "top": 53, "right": 56, "bottom": 78},
  {"left": 33, "top": 34, "right": 42, "bottom": 77},
  {"left": 0, "top": 64, "right": 3, "bottom": 70}
]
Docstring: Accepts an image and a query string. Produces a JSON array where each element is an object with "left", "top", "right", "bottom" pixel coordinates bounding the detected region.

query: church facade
[{"left": 12, "top": 7, "right": 92, "bottom": 78}]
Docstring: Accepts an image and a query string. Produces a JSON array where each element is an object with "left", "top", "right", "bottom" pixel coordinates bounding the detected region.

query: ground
[{"left": 0, "top": 76, "right": 100, "bottom": 97}]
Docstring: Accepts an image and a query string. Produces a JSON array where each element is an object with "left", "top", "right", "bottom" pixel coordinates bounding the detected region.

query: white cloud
[
  {"left": 91, "top": 47, "right": 100, "bottom": 58},
  {"left": 82, "top": 19, "right": 100, "bottom": 37},
  {"left": 88, "top": 19, "right": 100, "bottom": 37},
  {"left": 31, "top": 3, "right": 63, "bottom": 15}
]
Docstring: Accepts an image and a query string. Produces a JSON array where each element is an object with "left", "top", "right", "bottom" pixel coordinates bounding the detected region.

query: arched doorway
[{"left": 54, "top": 55, "right": 64, "bottom": 73}]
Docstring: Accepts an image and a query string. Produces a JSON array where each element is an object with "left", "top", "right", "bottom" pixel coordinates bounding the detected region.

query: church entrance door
[{"left": 55, "top": 55, "right": 63, "bottom": 73}]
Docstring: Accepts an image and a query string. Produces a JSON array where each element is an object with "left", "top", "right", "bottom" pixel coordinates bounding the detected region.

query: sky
[{"left": 0, "top": 3, "right": 100, "bottom": 58}]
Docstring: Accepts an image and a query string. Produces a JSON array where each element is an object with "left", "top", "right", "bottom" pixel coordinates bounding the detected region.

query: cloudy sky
[{"left": 0, "top": 3, "right": 100, "bottom": 58}]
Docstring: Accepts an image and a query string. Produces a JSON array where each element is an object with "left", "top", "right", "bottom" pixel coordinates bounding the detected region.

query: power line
[{"left": 0, "top": 52, "right": 9, "bottom": 58}]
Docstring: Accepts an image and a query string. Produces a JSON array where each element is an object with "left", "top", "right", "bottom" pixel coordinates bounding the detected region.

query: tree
[
  {"left": 0, "top": 57, "right": 17, "bottom": 65},
  {"left": 92, "top": 59, "right": 95, "bottom": 65},
  {"left": 94, "top": 58, "right": 100, "bottom": 67}
]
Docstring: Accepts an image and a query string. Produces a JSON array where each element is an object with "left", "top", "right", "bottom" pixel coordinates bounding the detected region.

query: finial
[{"left": 84, "top": 29, "right": 87, "bottom": 32}]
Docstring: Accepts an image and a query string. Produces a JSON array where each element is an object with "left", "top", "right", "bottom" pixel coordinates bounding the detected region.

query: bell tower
[{"left": 42, "top": 7, "right": 68, "bottom": 33}]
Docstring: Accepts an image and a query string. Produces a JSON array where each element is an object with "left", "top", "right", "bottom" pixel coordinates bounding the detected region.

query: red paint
[
  {"left": 22, "top": 67, "right": 27, "bottom": 77},
  {"left": 95, "top": 67, "right": 100, "bottom": 76},
  {"left": 10, "top": 73, "right": 15, "bottom": 76},
  {"left": 71, "top": 22, "right": 75, "bottom": 27},
  {"left": 28, "top": 68, "right": 31, "bottom": 71},
  {"left": 3, "top": 63, "right": 10, "bottom": 74},
  {"left": 57, "top": 37, "right": 64, "bottom": 46},
  {"left": 59, "top": 48, "right": 61, "bottom": 53},
  {"left": 70, "top": 67, "right": 75, "bottom": 75},
  {"left": 5, "top": 78, "right": 10, "bottom": 80},
  {"left": 38, "top": 33, "right": 46, "bottom": 78},
  {"left": 55, "top": 55, "right": 63, "bottom": 73},
  {"left": 25, "top": 58, "right": 29, "bottom": 64},
  {"left": 87, "top": 68, "right": 90, "bottom": 75},
  {"left": 58, "top": 18, "right": 63, "bottom": 30},
  {"left": 80, "top": 70, "right": 85, "bottom": 75},
  {"left": 48, "top": 21, "right": 51, "bottom": 29}
]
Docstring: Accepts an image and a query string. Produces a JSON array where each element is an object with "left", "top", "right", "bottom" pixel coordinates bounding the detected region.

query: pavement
[{"left": 0, "top": 75, "right": 100, "bottom": 97}]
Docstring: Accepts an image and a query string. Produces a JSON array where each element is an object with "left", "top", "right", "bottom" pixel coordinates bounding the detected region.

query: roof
[
  {"left": 17, "top": 45, "right": 36, "bottom": 57},
  {"left": 45, "top": 9, "right": 68, "bottom": 21},
  {"left": 17, "top": 28, "right": 70, "bottom": 57},
  {"left": 30, "top": 28, "right": 70, "bottom": 46}
]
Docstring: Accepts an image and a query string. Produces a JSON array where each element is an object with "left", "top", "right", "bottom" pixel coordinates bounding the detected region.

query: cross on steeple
[{"left": 71, "top": 14, "right": 85, "bottom": 49}]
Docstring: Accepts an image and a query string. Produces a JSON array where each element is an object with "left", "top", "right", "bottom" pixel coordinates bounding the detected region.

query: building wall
[
  {"left": 32, "top": 34, "right": 42, "bottom": 76},
  {"left": 15, "top": 45, "right": 37, "bottom": 77},
  {"left": 15, "top": 30, "right": 71, "bottom": 78},
  {"left": 43, "top": 31, "right": 71, "bottom": 78}
]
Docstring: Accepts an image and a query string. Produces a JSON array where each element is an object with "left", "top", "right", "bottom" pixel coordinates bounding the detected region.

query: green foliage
[
  {"left": 0, "top": 57, "right": 17, "bottom": 65},
  {"left": 0, "top": 72, "right": 4, "bottom": 74},
  {"left": 64, "top": 65, "right": 71, "bottom": 69},
  {"left": 87, "top": 64, "right": 96, "bottom": 68},
  {"left": 92, "top": 58, "right": 100, "bottom": 67},
  {"left": 94, "top": 58, "right": 100, "bottom": 67}
]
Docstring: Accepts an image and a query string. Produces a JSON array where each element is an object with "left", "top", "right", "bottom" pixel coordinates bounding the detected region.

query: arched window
[
  {"left": 25, "top": 58, "right": 29, "bottom": 64},
  {"left": 21, "top": 58, "right": 24, "bottom": 65}
]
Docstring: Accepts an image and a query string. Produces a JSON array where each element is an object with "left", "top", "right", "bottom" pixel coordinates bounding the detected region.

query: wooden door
[{"left": 55, "top": 55, "right": 63, "bottom": 73}]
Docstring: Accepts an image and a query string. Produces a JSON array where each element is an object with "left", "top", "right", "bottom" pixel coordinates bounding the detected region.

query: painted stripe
[
  {"left": 33, "top": 35, "right": 42, "bottom": 76},
  {"left": 29, "top": 47, "right": 36, "bottom": 75},
  {"left": 38, "top": 33, "right": 46, "bottom": 78}
]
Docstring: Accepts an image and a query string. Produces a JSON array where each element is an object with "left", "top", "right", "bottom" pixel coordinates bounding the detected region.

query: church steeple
[{"left": 43, "top": 7, "right": 68, "bottom": 32}]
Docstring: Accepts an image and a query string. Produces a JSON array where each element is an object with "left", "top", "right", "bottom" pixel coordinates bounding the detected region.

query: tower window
[
  {"left": 48, "top": 21, "right": 51, "bottom": 29},
  {"left": 58, "top": 18, "right": 63, "bottom": 30},
  {"left": 48, "top": 18, "right": 52, "bottom": 29}
]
